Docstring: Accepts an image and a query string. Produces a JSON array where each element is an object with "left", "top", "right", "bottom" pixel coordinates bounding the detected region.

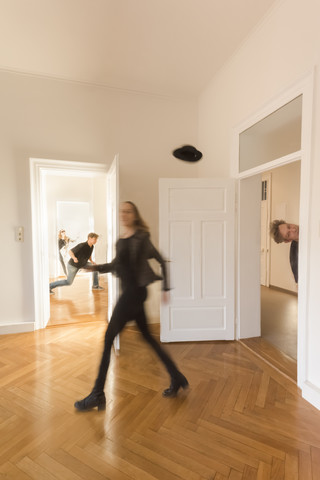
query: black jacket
[
  {"left": 95, "top": 230, "right": 169, "bottom": 291},
  {"left": 290, "top": 240, "right": 299, "bottom": 283}
]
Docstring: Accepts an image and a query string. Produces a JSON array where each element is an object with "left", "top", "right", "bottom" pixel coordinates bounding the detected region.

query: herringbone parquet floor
[
  {"left": 1, "top": 319, "right": 320, "bottom": 478},
  {"left": 48, "top": 275, "right": 108, "bottom": 326}
]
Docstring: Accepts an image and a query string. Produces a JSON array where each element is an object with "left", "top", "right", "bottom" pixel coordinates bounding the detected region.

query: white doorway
[
  {"left": 30, "top": 158, "right": 119, "bottom": 331},
  {"left": 260, "top": 162, "right": 300, "bottom": 361},
  {"left": 267, "top": 162, "right": 300, "bottom": 294},
  {"left": 234, "top": 72, "right": 313, "bottom": 393}
]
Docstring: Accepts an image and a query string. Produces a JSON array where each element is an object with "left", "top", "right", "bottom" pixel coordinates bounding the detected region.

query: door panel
[
  {"left": 159, "top": 178, "right": 235, "bottom": 342},
  {"left": 170, "top": 221, "right": 193, "bottom": 297},
  {"left": 202, "top": 221, "right": 225, "bottom": 298}
]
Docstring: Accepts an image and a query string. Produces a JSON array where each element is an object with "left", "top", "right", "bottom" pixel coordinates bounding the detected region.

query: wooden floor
[
  {"left": 240, "top": 337, "right": 297, "bottom": 383},
  {"left": 48, "top": 275, "right": 108, "bottom": 327},
  {"left": 261, "top": 286, "right": 297, "bottom": 360},
  {"left": 1, "top": 321, "right": 320, "bottom": 479},
  {"left": 241, "top": 286, "right": 297, "bottom": 383},
  {"left": 241, "top": 287, "right": 298, "bottom": 382}
]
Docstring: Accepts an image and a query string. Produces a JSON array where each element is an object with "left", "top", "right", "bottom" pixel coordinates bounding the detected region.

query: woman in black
[{"left": 74, "top": 201, "right": 188, "bottom": 411}]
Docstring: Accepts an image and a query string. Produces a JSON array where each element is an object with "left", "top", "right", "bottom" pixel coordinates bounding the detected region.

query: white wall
[
  {"left": 198, "top": 0, "right": 320, "bottom": 408},
  {"left": 198, "top": 0, "right": 320, "bottom": 177},
  {"left": 269, "top": 161, "right": 300, "bottom": 293},
  {"left": 0, "top": 69, "right": 198, "bottom": 329}
]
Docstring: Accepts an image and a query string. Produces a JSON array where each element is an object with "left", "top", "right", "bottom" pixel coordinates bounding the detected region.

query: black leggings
[{"left": 93, "top": 286, "right": 180, "bottom": 393}]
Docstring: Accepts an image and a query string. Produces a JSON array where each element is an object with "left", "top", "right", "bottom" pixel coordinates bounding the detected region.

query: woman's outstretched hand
[
  {"left": 83, "top": 263, "right": 98, "bottom": 272},
  {"left": 161, "top": 291, "right": 170, "bottom": 304}
]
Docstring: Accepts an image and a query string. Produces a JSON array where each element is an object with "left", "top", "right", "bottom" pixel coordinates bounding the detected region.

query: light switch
[{"left": 15, "top": 226, "right": 24, "bottom": 242}]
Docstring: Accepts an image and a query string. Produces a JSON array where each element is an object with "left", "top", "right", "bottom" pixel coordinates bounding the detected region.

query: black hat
[{"left": 172, "top": 145, "right": 203, "bottom": 162}]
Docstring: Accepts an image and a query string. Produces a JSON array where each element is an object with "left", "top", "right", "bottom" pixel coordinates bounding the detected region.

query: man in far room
[
  {"left": 270, "top": 220, "right": 299, "bottom": 283},
  {"left": 50, "top": 232, "right": 104, "bottom": 294}
]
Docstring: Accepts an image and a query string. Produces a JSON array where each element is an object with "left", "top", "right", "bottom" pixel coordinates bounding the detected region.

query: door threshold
[{"left": 239, "top": 337, "right": 297, "bottom": 384}]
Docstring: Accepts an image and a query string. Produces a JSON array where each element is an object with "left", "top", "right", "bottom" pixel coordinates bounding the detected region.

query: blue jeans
[{"left": 50, "top": 263, "right": 99, "bottom": 290}]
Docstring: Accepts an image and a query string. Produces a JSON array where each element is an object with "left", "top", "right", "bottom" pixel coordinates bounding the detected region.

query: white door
[
  {"left": 107, "top": 154, "right": 120, "bottom": 350},
  {"left": 159, "top": 178, "right": 235, "bottom": 342},
  {"left": 260, "top": 173, "right": 271, "bottom": 286}
]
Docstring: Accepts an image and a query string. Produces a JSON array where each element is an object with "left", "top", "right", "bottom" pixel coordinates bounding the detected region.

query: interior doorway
[
  {"left": 260, "top": 162, "right": 300, "bottom": 361},
  {"left": 235, "top": 72, "right": 314, "bottom": 391},
  {"left": 30, "top": 159, "right": 109, "bottom": 330},
  {"left": 238, "top": 163, "right": 300, "bottom": 382},
  {"left": 45, "top": 171, "right": 108, "bottom": 327},
  {"left": 261, "top": 286, "right": 298, "bottom": 360}
]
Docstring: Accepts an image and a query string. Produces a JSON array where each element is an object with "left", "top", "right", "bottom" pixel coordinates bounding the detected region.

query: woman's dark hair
[{"left": 124, "top": 201, "right": 150, "bottom": 233}]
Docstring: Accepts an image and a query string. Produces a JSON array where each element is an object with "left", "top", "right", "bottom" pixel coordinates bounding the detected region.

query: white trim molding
[
  {"left": 232, "top": 70, "right": 315, "bottom": 406},
  {"left": 0, "top": 323, "right": 35, "bottom": 335},
  {"left": 237, "top": 151, "right": 302, "bottom": 180},
  {"left": 302, "top": 381, "right": 320, "bottom": 411},
  {"left": 30, "top": 158, "right": 108, "bottom": 330}
]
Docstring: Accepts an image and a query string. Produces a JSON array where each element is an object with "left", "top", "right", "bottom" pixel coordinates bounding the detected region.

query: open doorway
[
  {"left": 30, "top": 159, "right": 113, "bottom": 330},
  {"left": 235, "top": 73, "right": 314, "bottom": 391},
  {"left": 45, "top": 173, "right": 108, "bottom": 327},
  {"left": 260, "top": 161, "right": 300, "bottom": 361}
]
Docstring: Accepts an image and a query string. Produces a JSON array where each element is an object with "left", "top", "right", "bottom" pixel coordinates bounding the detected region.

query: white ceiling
[{"left": 0, "top": 0, "right": 278, "bottom": 97}]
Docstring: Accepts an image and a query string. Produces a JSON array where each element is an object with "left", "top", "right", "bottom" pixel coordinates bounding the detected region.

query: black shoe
[
  {"left": 92, "top": 286, "right": 104, "bottom": 290},
  {"left": 162, "top": 373, "right": 189, "bottom": 397},
  {"left": 74, "top": 391, "right": 106, "bottom": 411}
]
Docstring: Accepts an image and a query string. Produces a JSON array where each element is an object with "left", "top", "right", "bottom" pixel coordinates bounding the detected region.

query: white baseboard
[
  {"left": 0, "top": 322, "right": 35, "bottom": 335},
  {"left": 302, "top": 380, "right": 320, "bottom": 411}
]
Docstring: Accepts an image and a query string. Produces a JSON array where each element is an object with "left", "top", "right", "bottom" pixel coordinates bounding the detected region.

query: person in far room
[
  {"left": 50, "top": 232, "right": 104, "bottom": 294},
  {"left": 58, "top": 229, "right": 72, "bottom": 276},
  {"left": 270, "top": 220, "right": 299, "bottom": 283}
]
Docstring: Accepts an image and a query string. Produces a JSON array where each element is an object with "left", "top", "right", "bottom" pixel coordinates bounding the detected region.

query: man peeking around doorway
[{"left": 270, "top": 220, "right": 299, "bottom": 283}]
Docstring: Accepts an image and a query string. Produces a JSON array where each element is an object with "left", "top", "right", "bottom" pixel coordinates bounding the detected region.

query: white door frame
[
  {"left": 260, "top": 172, "right": 272, "bottom": 287},
  {"left": 232, "top": 71, "right": 314, "bottom": 392},
  {"left": 106, "top": 154, "right": 120, "bottom": 351},
  {"left": 30, "top": 158, "right": 108, "bottom": 330}
]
